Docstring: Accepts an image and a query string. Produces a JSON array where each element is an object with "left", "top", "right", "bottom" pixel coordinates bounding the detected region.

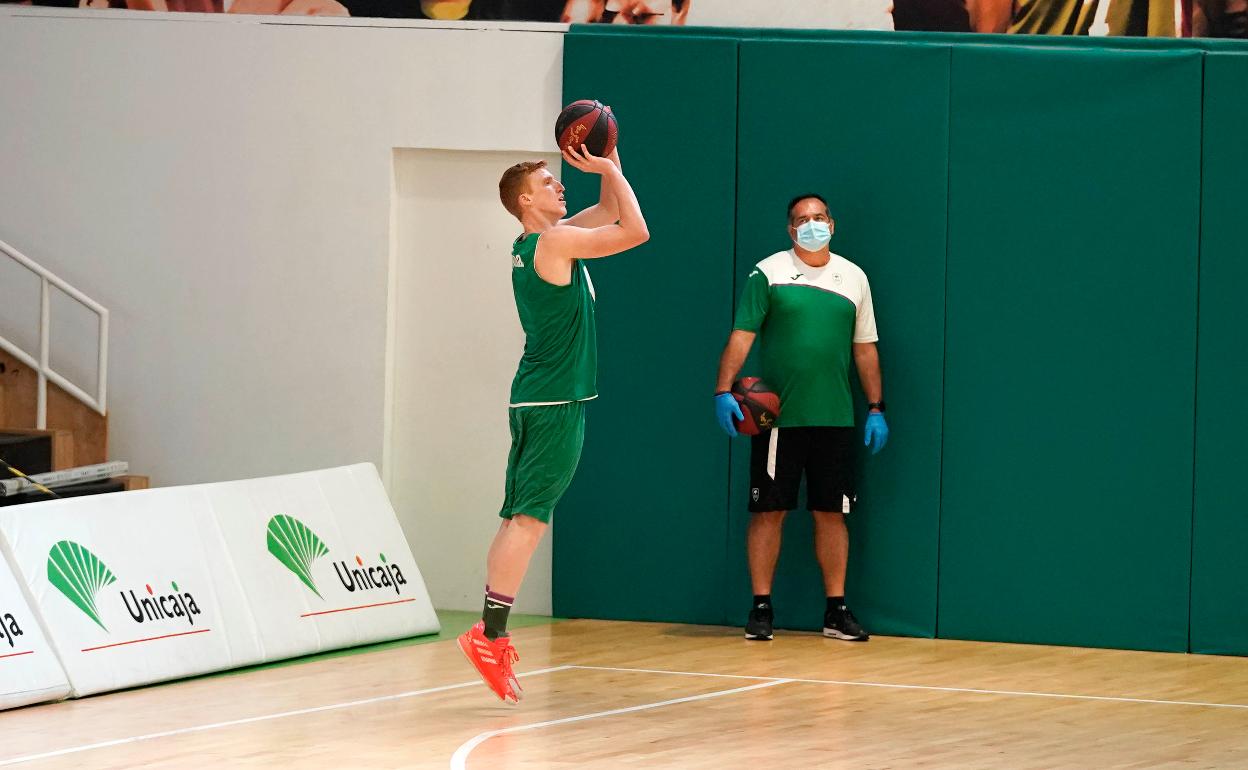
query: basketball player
[
  {"left": 457, "top": 143, "right": 648, "bottom": 703},
  {"left": 713, "top": 194, "right": 888, "bottom": 643}
]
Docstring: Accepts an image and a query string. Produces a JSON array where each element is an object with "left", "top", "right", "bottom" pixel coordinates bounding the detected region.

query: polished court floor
[{"left": 4, "top": 617, "right": 1248, "bottom": 769}]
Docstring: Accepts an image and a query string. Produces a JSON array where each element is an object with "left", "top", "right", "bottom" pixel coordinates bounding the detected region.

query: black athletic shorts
[{"left": 748, "top": 426, "right": 856, "bottom": 514}]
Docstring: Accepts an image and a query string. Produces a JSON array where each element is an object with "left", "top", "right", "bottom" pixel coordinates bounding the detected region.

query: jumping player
[{"left": 457, "top": 144, "right": 648, "bottom": 703}]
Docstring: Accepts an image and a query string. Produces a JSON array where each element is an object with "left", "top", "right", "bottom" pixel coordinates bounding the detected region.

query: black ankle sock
[
  {"left": 827, "top": 596, "right": 846, "bottom": 614},
  {"left": 483, "top": 589, "right": 514, "bottom": 641},
  {"left": 753, "top": 594, "right": 772, "bottom": 610}
]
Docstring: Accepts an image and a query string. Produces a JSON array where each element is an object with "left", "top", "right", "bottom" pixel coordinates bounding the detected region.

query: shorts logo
[{"left": 751, "top": 488, "right": 760, "bottom": 502}]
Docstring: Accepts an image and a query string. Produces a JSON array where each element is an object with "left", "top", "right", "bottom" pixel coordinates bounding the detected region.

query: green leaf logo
[
  {"left": 47, "top": 541, "right": 116, "bottom": 631},
  {"left": 266, "top": 515, "right": 329, "bottom": 598}
]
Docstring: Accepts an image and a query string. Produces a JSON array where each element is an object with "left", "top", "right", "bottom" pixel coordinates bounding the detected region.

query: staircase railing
[{"left": 0, "top": 238, "right": 108, "bottom": 428}]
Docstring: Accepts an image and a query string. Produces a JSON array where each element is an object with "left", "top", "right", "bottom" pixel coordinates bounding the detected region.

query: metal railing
[{"left": 0, "top": 238, "right": 109, "bottom": 427}]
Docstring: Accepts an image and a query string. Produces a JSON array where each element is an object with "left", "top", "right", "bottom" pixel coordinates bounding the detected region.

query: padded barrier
[
  {"left": 0, "top": 551, "right": 70, "bottom": 711},
  {"left": 0, "top": 463, "right": 438, "bottom": 697}
]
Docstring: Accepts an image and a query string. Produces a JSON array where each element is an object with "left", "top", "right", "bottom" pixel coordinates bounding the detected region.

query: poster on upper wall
[{"left": 2, "top": 0, "right": 1243, "bottom": 39}]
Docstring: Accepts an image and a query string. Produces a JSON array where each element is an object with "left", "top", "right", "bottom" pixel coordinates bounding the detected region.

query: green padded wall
[
  {"left": 729, "top": 40, "right": 950, "bottom": 636},
  {"left": 1190, "top": 54, "right": 1248, "bottom": 656},
  {"left": 938, "top": 47, "right": 1201, "bottom": 652},
  {"left": 553, "top": 33, "right": 739, "bottom": 624}
]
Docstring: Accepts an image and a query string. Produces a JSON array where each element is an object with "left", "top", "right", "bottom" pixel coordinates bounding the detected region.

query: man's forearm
[
  {"left": 716, "top": 332, "right": 754, "bottom": 392},
  {"left": 854, "top": 346, "right": 883, "bottom": 406}
]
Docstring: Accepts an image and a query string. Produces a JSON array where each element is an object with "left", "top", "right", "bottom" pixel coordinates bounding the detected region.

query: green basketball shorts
[{"left": 499, "top": 401, "right": 586, "bottom": 524}]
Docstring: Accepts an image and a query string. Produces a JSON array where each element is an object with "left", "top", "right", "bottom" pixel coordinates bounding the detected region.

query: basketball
[
  {"left": 555, "top": 99, "right": 618, "bottom": 157},
  {"left": 731, "top": 377, "right": 780, "bottom": 436}
]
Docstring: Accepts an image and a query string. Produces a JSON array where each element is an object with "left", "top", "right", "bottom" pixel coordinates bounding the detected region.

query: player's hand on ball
[
  {"left": 562, "top": 144, "right": 618, "bottom": 176},
  {"left": 864, "top": 412, "right": 889, "bottom": 454},
  {"left": 714, "top": 392, "right": 743, "bottom": 437}
]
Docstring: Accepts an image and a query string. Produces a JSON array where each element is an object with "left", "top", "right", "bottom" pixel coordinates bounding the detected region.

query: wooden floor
[{"left": 5, "top": 619, "right": 1248, "bottom": 769}]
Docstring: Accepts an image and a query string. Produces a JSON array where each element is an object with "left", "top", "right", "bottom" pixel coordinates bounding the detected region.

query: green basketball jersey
[
  {"left": 733, "top": 250, "right": 879, "bottom": 428},
  {"left": 508, "top": 233, "right": 598, "bottom": 406}
]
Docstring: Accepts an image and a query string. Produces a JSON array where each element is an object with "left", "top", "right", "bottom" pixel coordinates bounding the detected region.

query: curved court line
[
  {"left": 568, "top": 665, "right": 1248, "bottom": 711},
  {"left": 0, "top": 665, "right": 572, "bottom": 767},
  {"left": 450, "top": 679, "right": 792, "bottom": 770}
]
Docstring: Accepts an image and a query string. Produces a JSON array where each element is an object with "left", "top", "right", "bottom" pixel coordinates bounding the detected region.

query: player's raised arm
[{"left": 539, "top": 144, "right": 649, "bottom": 264}]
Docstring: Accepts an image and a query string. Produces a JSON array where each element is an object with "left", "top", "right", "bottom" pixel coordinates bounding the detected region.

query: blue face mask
[{"left": 794, "top": 220, "right": 831, "bottom": 252}]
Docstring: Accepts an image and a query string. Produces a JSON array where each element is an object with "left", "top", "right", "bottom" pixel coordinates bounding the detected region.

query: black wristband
[{"left": 868, "top": 401, "right": 886, "bottom": 412}]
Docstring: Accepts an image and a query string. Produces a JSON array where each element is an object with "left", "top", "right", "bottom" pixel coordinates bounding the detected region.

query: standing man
[
  {"left": 714, "top": 194, "right": 888, "bottom": 642},
  {"left": 457, "top": 144, "right": 649, "bottom": 703}
]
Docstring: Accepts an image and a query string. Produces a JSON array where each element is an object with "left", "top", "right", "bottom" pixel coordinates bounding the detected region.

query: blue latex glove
[
  {"left": 864, "top": 412, "right": 889, "bottom": 454},
  {"left": 714, "top": 392, "right": 744, "bottom": 437}
]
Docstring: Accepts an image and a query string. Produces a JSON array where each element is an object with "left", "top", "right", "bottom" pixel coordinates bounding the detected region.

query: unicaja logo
[
  {"left": 0, "top": 610, "right": 24, "bottom": 649},
  {"left": 48, "top": 540, "right": 204, "bottom": 632},
  {"left": 47, "top": 540, "right": 116, "bottom": 630},
  {"left": 266, "top": 514, "right": 408, "bottom": 598},
  {"left": 267, "top": 514, "right": 330, "bottom": 598},
  {"left": 334, "top": 553, "right": 408, "bottom": 596},
  {"left": 121, "top": 581, "right": 202, "bottom": 626}
]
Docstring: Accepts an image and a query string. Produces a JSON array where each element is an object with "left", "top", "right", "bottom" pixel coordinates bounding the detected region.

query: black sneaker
[
  {"left": 745, "top": 604, "right": 774, "bottom": 641},
  {"left": 823, "top": 605, "right": 869, "bottom": 641}
]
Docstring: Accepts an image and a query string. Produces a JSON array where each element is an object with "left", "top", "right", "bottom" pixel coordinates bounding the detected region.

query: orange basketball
[
  {"left": 555, "top": 99, "right": 618, "bottom": 157},
  {"left": 731, "top": 377, "right": 781, "bottom": 436}
]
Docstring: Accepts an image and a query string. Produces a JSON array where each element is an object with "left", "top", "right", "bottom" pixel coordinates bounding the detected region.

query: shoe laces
[
  {"left": 496, "top": 637, "right": 519, "bottom": 679},
  {"left": 496, "top": 637, "right": 521, "bottom": 699}
]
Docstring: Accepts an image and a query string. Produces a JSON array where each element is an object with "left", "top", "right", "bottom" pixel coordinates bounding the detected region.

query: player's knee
[{"left": 507, "top": 513, "right": 548, "bottom": 542}]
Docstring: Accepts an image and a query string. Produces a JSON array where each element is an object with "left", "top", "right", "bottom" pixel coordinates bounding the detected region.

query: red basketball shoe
[{"left": 457, "top": 621, "right": 521, "bottom": 704}]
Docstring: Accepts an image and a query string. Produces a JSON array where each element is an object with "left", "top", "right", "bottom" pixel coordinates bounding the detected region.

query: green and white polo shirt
[{"left": 733, "top": 249, "right": 878, "bottom": 428}]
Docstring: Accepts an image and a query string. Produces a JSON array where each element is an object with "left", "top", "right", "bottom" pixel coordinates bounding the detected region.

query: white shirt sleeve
[{"left": 853, "top": 271, "right": 879, "bottom": 343}]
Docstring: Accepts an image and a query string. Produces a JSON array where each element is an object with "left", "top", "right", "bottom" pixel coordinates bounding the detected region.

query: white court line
[
  {"left": 0, "top": 665, "right": 572, "bottom": 767},
  {"left": 449, "top": 679, "right": 792, "bottom": 770},
  {"left": 569, "top": 665, "right": 1248, "bottom": 711}
]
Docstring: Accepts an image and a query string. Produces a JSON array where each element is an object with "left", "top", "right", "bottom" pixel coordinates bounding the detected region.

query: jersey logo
[
  {"left": 512, "top": 254, "right": 524, "bottom": 268},
  {"left": 832, "top": 273, "right": 843, "bottom": 285},
  {"left": 791, "top": 273, "right": 803, "bottom": 280},
  {"left": 749, "top": 269, "right": 760, "bottom": 277}
]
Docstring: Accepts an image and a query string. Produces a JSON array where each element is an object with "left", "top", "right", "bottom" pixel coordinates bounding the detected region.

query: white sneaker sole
[
  {"left": 744, "top": 631, "right": 774, "bottom": 641},
  {"left": 822, "top": 627, "right": 868, "bottom": 641}
]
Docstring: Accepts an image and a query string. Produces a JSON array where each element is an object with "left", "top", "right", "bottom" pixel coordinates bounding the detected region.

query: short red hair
[{"left": 499, "top": 160, "right": 547, "bottom": 220}]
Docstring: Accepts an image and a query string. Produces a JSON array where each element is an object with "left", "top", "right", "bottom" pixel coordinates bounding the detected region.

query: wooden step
[
  {"left": 0, "top": 347, "right": 107, "bottom": 467},
  {"left": 0, "top": 428, "right": 75, "bottom": 471},
  {"left": 118, "top": 475, "right": 149, "bottom": 491}
]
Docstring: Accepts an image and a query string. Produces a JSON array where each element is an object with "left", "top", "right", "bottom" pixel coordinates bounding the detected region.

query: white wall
[
  {"left": 390, "top": 149, "right": 559, "bottom": 614},
  {"left": 0, "top": 10, "right": 563, "bottom": 611}
]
